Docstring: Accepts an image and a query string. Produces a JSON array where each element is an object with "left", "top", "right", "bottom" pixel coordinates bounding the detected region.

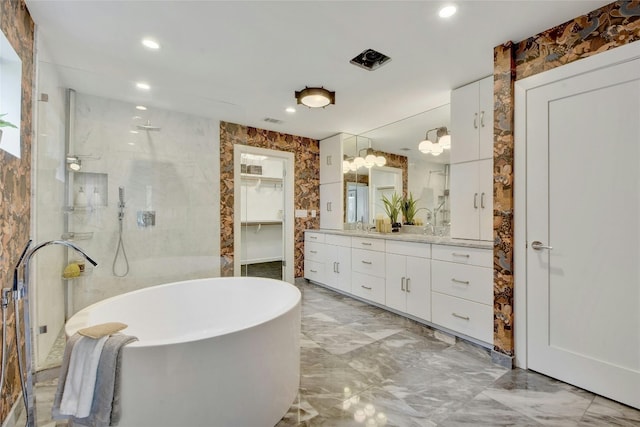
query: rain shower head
[{"left": 137, "top": 120, "right": 161, "bottom": 131}]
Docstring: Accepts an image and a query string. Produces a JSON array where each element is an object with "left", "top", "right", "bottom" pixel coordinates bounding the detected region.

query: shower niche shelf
[
  {"left": 72, "top": 172, "right": 108, "bottom": 208},
  {"left": 61, "top": 231, "right": 94, "bottom": 241}
]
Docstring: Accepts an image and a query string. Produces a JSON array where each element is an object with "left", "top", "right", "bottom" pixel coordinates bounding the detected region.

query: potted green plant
[
  {"left": 381, "top": 192, "right": 402, "bottom": 230},
  {"left": 401, "top": 192, "right": 424, "bottom": 225},
  {"left": 0, "top": 113, "right": 18, "bottom": 143}
]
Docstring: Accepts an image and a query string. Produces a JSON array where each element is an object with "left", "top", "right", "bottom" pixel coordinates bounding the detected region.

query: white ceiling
[{"left": 26, "top": 0, "right": 609, "bottom": 151}]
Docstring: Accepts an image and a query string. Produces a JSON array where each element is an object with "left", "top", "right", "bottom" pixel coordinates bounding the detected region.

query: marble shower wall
[
  {"left": 492, "top": 0, "right": 640, "bottom": 356},
  {"left": 219, "top": 122, "right": 320, "bottom": 278},
  {"left": 67, "top": 93, "right": 220, "bottom": 311},
  {"left": 0, "top": 0, "right": 34, "bottom": 421}
]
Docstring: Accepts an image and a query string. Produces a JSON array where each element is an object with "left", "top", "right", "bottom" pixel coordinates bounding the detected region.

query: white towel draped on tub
[
  {"left": 60, "top": 335, "right": 109, "bottom": 417},
  {"left": 52, "top": 332, "right": 138, "bottom": 427}
]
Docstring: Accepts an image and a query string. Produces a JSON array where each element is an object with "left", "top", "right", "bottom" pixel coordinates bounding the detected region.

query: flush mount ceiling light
[
  {"left": 419, "top": 127, "right": 451, "bottom": 156},
  {"left": 136, "top": 105, "right": 147, "bottom": 111},
  {"left": 136, "top": 82, "right": 151, "bottom": 90},
  {"left": 295, "top": 87, "right": 335, "bottom": 108},
  {"left": 141, "top": 38, "right": 160, "bottom": 50}
]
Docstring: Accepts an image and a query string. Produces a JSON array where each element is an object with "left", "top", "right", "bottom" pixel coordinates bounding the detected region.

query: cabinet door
[
  {"left": 405, "top": 256, "right": 431, "bottom": 321},
  {"left": 450, "top": 162, "right": 480, "bottom": 240},
  {"left": 478, "top": 159, "right": 494, "bottom": 241},
  {"left": 324, "top": 244, "right": 339, "bottom": 288},
  {"left": 320, "top": 182, "right": 343, "bottom": 230},
  {"left": 385, "top": 253, "right": 406, "bottom": 312},
  {"left": 478, "top": 76, "right": 494, "bottom": 160},
  {"left": 329, "top": 245, "right": 352, "bottom": 294},
  {"left": 451, "top": 81, "right": 479, "bottom": 164},
  {"left": 319, "top": 134, "right": 343, "bottom": 185}
]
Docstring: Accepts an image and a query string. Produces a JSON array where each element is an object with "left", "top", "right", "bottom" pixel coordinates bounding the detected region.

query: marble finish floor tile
[{"left": 27, "top": 279, "right": 640, "bottom": 427}]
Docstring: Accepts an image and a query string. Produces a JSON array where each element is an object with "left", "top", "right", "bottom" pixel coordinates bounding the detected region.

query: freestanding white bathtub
[{"left": 65, "top": 277, "right": 301, "bottom": 427}]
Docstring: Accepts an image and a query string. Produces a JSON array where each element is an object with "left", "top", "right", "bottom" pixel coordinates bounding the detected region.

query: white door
[{"left": 526, "top": 56, "right": 640, "bottom": 409}]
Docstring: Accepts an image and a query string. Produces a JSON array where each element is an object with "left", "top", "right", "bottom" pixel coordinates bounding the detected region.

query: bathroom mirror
[{"left": 343, "top": 103, "right": 451, "bottom": 228}]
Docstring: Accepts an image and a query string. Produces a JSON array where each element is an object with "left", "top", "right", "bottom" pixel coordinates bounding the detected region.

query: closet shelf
[
  {"left": 240, "top": 173, "right": 282, "bottom": 182},
  {"left": 241, "top": 220, "right": 283, "bottom": 226}
]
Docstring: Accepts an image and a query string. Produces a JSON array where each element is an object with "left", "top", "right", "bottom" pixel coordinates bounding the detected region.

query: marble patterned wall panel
[
  {"left": 0, "top": 0, "right": 34, "bottom": 421},
  {"left": 492, "top": 1, "right": 640, "bottom": 356},
  {"left": 219, "top": 121, "right": 320, "bottom": 278}
]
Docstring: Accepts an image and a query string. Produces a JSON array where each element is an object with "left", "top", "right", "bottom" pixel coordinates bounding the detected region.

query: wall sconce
[
  {"left": 295, "top": 86, "right": 335, "bottom": 108},
  {"left": 418, "top": 126, "right": 451, "bottom": 156},
  {"left": 342, "top": 148, "right": 386, "bottom": 173}
]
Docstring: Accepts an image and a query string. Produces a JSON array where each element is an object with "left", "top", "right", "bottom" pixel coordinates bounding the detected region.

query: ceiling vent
[
  {"left": 350, "top": 49, "right": 391, "bottom": 71},
  {"left": 263, "top": 117, "right": 283, "bottom": 124}
]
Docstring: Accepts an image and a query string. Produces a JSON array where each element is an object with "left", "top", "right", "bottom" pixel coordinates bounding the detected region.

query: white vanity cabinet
[
  {"left": 324, "top": 234, "right": 352, "bottom": 293},
  {"left": 450, "top": 76, "right": 494, "bottom": 164},
  {"left": 385, "top": 241, "right": 431, "bottom": 321},
  {"left": 450, "top": 159, "right": 493, "bottom": 241},
  {"left": 304, "top": 232, "right": 326, "bottom": 283},
  {"left": 431, "top": 245, "right": 493, "bottom": 343},
  {"left": 351, "top": 237, "right": 386, "bottom": 305}
]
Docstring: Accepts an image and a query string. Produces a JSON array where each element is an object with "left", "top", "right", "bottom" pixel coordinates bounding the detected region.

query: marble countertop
[{"left": 306, "top": 228, "right": 493, "bottom": 249}]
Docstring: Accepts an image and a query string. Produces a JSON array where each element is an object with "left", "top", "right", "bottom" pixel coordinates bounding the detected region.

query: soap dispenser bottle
[{"left": 75, "top": 186, "right": 88, "bottom": 207}]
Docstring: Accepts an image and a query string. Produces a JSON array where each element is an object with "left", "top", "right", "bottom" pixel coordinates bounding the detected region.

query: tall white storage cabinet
[
  {"left": 319, "top": 134, "right": 345, "bottom": 230},
  {"left": 450, "top": 76, "right": 494, "bottom": 241}
]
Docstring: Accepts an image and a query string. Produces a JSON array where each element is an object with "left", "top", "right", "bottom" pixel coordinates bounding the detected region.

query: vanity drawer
[
  {"left": 352, "top": 248, "right": 385, "bottom": 277},
  {"left": 431, "top": 261, "right": 492, "bottom": 305},
  {"left": 432, "top": 292, "right": 492, "bottom": 343},
  {"left": 304, "top": 260, "right": 325, "bottom": 283},
  {"left": 385, "top": 240, "right": 431, "bottom": 259},
  {"left": 326, "top": 234, "right": 351, "bottom": 247},
  {"left": 352, "top": 236, "right": 385, "bottom": 252},
  {"left": 305, "top": 232, "right": 325, "bottom": 243},
  {"left": 432, "top": 245, "right": 492, "bottom": 268},
  {"left": 305, "top": 241, "right": 325, "bottom": 262},
  {"left": 351, "top": 272, "right": 385, "bottom": 305}
]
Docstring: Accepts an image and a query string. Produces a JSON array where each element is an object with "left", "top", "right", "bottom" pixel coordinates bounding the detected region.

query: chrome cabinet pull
[
  {"left": 531, "top": 241, "right": 553, "bottom": 250},
  {"left": 336, "top": 262, "right": 340, "bottom": 274},
  {"left": 473, "top": 112, "right": 478, "bottom": 129},
  {"left": 480, "top": 111, "right": 485, "bottom": 127},
  {"left": 361, "top": 242, "right": 372, "bottom": 246},
  {"left": 480, "top": 192, "right": 485, "bottom": 209},
  {"left": 452, "top": 253, "right": 470, "bottom": 258},
  {"left": 310, "top": 269, "right": 317, "bottom": 273},
  {"left": 327, "top": 202, "right": 332, "bottom": 212},
  {"left": 401, "top": 277, "right": 405, "bottom": 291},
  {"left": 473, "top": 193, "right": 478, "bottom": 209},
  {"left": 310, "top": 250, "right": 317, "bottom": 254},
  {"left": 361, "top": 285, "right": 372, "bottom": 290},
  {"left": 452, "top": 312, "right": 470, "bottom": 320},
  {"left": 326, "top": 155, "right": 332, "bottom": 166},
  {"left": 333, "top": 262, "right": 337, "bottom": 273},
  {"left": 309, "top": 236, "right": 317, "bottom": 239},
  {"left": 406, "top": 278, "right": 411, "bottom": 292},
  {"left": 361, "top": 260, "right": 372, "bottom": 265},
  {"left": 451, "top": 278, "right": 470, "bottom": 285}
]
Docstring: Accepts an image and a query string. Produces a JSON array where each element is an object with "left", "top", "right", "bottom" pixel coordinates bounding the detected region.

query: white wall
[{"left": 67, "top": 93, "right": 220, "bottom": 311}]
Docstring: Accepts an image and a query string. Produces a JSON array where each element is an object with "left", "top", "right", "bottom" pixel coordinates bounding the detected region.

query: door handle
[
  {"left": 326, "top": 155, "right": 332, "bottom": 166},
  {"left": 361, "top": 285, "right": 372, "bottom": 290},
  {"left": 531, "top": 241, "right": 553, "bottom": 250},
  {"left": 452, "top": 312, "right": 470, "bottom": 321},
  {"left": 480, "top": 192, "right": 485, "bottom": 209},
  {"left": 336, "top": 262, "right": 340, "bottom": 274},
  {"left": 473, "top": 193, "right": 478, "bottom": 209},
  {"left": 401, "top": 277, "right": 405, "bottom": 291},
  {"left": 406, "top": 278, "right": 411, "bottom": 292},
  {"left": 480, "top": 111, "right": 485, "bottom": 128},
  {"left": 361, "top": 260, "right": 372, "bottom": 265},
  {"left": 451, "top": 278, "right": 470, "bottom": 285},
  {"left": 473, "top": 112, "right": 478, "bottom": 129},
  {"left": 327, "top": 202, "right": 332, "bottom": 212}
]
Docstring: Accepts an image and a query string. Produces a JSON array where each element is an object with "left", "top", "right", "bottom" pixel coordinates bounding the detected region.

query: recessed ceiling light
[
  {"left": 285, "top": 107, "right": 296, "bottom": 113},
  {"left": 142, "top": 38, "right": 160, "bottom": 50},
  {"left": 439, "top": 5, "right": 457, "bottom": 18},
  {"left": 129, "top": 130, "right": 139, "bottom": 134},
  {"left": 136, "top": 105, "right": 147, "bottom": 111},
  {"left": 136, "top": 82, "right": 150, "bottom": 90}
]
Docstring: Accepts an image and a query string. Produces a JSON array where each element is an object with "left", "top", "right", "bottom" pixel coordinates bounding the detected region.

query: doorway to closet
[{"left": 233, "top": 145, "right": 294, "bottom": 283}]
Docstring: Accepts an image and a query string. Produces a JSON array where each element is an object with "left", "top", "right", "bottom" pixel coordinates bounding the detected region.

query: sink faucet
[
  {"left": 423, "top": 222, "right": 435, "bottom": 235},
  {"left": 12, "top": 239, "right": 97, "bottom": 427}
]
